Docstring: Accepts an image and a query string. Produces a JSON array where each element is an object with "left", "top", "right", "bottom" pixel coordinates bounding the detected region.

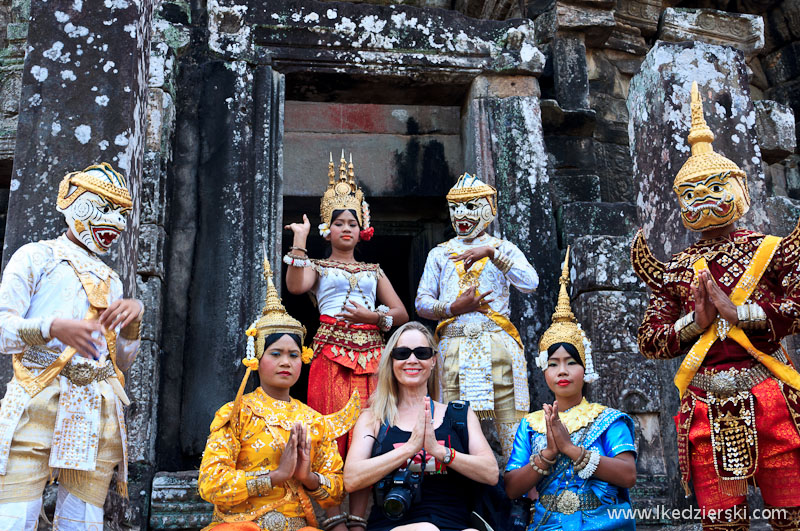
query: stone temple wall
[{"left": 0, "top": 0, "right": 796, "bottom": 529}]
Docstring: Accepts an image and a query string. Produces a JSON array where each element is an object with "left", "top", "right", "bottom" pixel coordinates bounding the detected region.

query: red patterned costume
[{"left": 632, "top": 83, "right": 800, "bottom": 529}]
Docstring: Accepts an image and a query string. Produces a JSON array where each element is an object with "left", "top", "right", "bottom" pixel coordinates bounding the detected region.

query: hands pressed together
[
  {"left": 404, "top": 398, "right": 448, "bottom": 463},
  {"left": 692, "top": 269, "right": 738, "bottom": 328},
  {"left": 50, "top": 298, "right": 142, "bottom": 360},
  {"left": 541, "top": 401, "right": 582, "bottom": 464},
  {"left": 272, "top": 422, "right": 318, "bottom": 489}
]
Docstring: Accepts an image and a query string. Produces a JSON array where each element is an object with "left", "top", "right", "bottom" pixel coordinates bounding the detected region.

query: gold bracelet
[
  {"left": 245, "top": 472, "right": 272, "bottom": 497},
  {"left": 120, "top": 319, "right": 141, "bottom": 340},
  {"left": 737, "top": 303, "right": 768, "bottom": 330},
  {"left": 491, "top": 251, "right": 512, "bottom": 274},
  {"left": 675, "top": 311, "right": 705, "bottom": 343},
  {"left": 18, "top": 323, "right": 47, "bottom": 346}
]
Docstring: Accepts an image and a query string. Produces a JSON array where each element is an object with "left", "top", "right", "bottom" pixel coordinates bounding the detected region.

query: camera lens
[{"left": 384, "top": 490, "right": 411, "bottom": 520}]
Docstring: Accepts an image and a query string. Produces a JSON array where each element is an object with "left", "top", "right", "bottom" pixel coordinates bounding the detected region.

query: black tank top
[{"left": 366, "top": 402, "right": 477, "bottom": 531}]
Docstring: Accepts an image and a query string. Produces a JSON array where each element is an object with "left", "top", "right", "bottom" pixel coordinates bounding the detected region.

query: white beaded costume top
[
  {"left": 0, "top": 235, "right": 139, "bottom": 475},
  {"left": 311, "top": 259, "right": 383, "bottom": 316}
]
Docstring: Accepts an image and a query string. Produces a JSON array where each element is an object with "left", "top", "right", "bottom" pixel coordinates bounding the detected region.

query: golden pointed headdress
[
  {"left": 537, "top": 247, "right": 598, "bottom": 382},
  {"left": 319, "top": 151, "right": 369, "bottom": 230},
  {"left": 445, "top": 172, "right": 497, "bottom": 214},
  {"left": 57, "top": 162, "right": 132, "bottom": 210},
  {"left": 248, "top": 252, "right": 306, "bottom": 360},
  {"left": 673, "top": 82, "right": 747, "bottom": 188}
]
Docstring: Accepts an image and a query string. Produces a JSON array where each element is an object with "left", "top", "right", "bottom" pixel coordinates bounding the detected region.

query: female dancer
[
  {"left": 283, "top": 153, "right": 408, "bottom": 455},
  {"left": 198, "top": 258, "right": 359, "bottom": 531},
  {"left": 504, "top": 250, "right": 637, "bottom": 530}
]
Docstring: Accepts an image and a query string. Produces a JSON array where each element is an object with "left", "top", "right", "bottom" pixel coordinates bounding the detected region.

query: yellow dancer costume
[
  {"left": 0, "top": 163, "right": 141, "bottom": 531},
  {"left": 199, "top": 256, "right": 360, "bottom": 531},
  {"left": 415, "top": 173, "right": 538, "bottom": 460}
]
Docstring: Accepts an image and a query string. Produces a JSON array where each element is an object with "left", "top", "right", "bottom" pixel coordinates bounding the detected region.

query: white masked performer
[
  {"left": 0, "top": 163, "right": 143, "bottom": 530},
  {"left": 415, "top": 172, "right": 538, "bottom": 460}
]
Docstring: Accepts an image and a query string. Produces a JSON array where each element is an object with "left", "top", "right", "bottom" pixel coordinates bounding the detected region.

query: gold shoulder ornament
[{"left": 631, "top": 229, "right": 666, "bottom": 291}]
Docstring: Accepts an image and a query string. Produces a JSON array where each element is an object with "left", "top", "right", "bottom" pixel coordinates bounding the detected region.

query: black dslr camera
[{"left": 374, "top": 450, "right": 426, "bottom": 520}]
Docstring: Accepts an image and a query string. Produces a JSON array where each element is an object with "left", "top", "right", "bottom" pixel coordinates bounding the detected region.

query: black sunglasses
[{"left": 390, "top": 346, "right": 435, "bottom": 360}]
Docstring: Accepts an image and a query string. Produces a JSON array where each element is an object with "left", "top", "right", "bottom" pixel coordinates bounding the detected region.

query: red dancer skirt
[{"left": 308, "top": 315, "right": 383, "bottom": 457}]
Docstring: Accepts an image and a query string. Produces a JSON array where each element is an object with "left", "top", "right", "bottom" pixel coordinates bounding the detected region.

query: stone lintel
[
  {"left": 614, "top": 0, "right": 662, "bottom": 38},
  {"left": 658, "top": 8, "right": 765, "bottom": 58},
  {"left": 536, "top": 2, "right": 616, "bottom": 47},
  {"left": 208, "top": 0, "right": 545, "bottom": 81}
]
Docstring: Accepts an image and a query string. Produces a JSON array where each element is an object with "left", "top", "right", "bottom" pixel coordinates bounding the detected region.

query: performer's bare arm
[{"left": 284, "top": 214, "right": 319, "bottom": 295}]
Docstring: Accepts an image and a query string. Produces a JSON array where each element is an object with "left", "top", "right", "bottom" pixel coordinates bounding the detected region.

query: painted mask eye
[
  {"left": 684, "top": 191, "right": 694, "bottom": 200},
  {"left": 466, "top": 202, "right": 478, "bottom": 211},
  {"left": 711, "top": 184, "right": 723, "bottom": 193}
]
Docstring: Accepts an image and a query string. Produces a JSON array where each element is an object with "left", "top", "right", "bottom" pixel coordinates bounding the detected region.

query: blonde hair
[{"left": 369, "top": 321, "right": 441, "bottom": 428}]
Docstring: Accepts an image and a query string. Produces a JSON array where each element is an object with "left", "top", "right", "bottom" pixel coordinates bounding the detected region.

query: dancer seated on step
[
  {"left": 504, "top": 249, "right": 636, "bottom": 531},
  {"left": 344, "top": 321, "right": 499, "bottom": 531},
  {"left": 198, "top": 258, "right": 359, "bottom": 531}
]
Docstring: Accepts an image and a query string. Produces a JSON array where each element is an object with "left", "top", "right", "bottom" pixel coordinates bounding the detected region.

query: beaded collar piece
[{"left": 526, "top": 399, "right": 606, "bottom": 434}]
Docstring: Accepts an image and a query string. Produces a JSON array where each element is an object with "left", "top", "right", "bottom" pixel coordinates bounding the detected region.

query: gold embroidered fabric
[{"left": 526, "top": 399, "right": 607, "bottom": 434}]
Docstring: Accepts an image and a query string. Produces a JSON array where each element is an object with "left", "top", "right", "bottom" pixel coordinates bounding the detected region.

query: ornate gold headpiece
[
  {"left": 445, "top": 173, "right": 497, "bottom": 214},
  {"left": 248, "top": 253, "right": 306, "bottom": 360},
  {"left": 673, "top": 82, "right": 747, "bottom": 188},
  {"left": 319, "top": 151, "right": 369, "bottom": 231},
  {"left": 537, "top": 247, "right": 598, "bottom": 382},
  {"left": 57, "top": 162, "right": 132, "bottom": 210}
]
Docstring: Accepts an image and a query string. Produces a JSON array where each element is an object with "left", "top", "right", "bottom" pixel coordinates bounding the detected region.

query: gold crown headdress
[
  {"left": 673, "top": 82, "right": 748, "bottom": 189},
  {"left": 57, "top": 162, "right": 132, "bottom": 210},
  {"left": 319, "top": 151, "right": 372, "bottom": 238},
  {"left": 445, "top": 172, "right": 497, "bottom": 214},
  {"left": 536, "top": 247, "right": 598, "bottom": 382}
]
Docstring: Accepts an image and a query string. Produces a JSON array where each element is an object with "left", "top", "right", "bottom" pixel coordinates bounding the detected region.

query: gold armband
[
  {"left": 245, "top": 471, "right": 272, "bottom": 497},
  {"left": 18, "top": 322, "right": 47, "bottom": 346},
  {"left": 491, "top": 250, "right": 513, "bottom": 274},
  {"left": 432, "top": 301, "right": 451, "bottom": 320},
  {"left": 675, "top": 311, "right": 705, "bottom": 343},
  {"left": 737, "top": 303, "right": 768, "bottom": 330}
]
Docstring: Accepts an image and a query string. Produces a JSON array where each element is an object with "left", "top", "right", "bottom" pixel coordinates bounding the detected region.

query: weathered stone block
[
  {"left": 136, "top": 275, "right": 163, "bottom": 342},
  {"left": 785, "top": 154, "right": 800, "bottom": 200},
  {"left": 551, "top": 172, "right": 601, "bottom": 204},
  {"left": 754, "top": 100, "right": 796, "bottom": 164},
  {"left": 748, "top": 56, "right": 770, "bottom": 91},
  {"left": 571, "top": 234, "right": 641, "bottom": 292},
  {"left": 764, "top": 161, "right": 788, "bottom": 197},
  {"left": 764, "top": 195, "right": 800, "bottom": 236},
  {"left": 596, "top": 141, "right": 636, "bottom": 202},
  {"left": 615, "top": 0, "right": 662, "bottom": 37},
  {"left": 209, "top": 1, "right": 545, "bottom": 79},
  {"left": 764, "top": 42, "right": 800, "bottom": 89},
  {"left": 604, "top": 21, "right": 649, "bottom": 56},
  {"left": 536, "top": 2, "right": 616, "bottom": 47},
  {"left": 146, "top": 88, "right": 176, "bottom": 155},
  {"left": 586, "top": 350, "right": 662, "bottom": 412},
  {"left": 553, "top": 36, "right": 589, "bottom": 110},
  {"left": 573, "top": 290, "right": 646, "bottom": 352},
  {"left": 591, "top": 94, "right": 630, "bottom": 143},
  {"left": 137, "top": 224, "right": 166, "bottom": 278},
  {"left": 544, "top": 135, "right": 596, "bottom": 170},
  {"left": 764, "top": 0, "right": 800, "bottom": 55},
  {"left": 629, "top": 41, "right": 768, "bottom": 260},
  {"left": 540, "top": 99, "right": 596, "bottom": 136},
  {"left": 658, "top": 8, "right": 765, "bottom": 58},
  {"left": 141, "top": 152, "right": 168, "bottom": 226},
  {"left": 125, "top": 340, "right": 160, "bottom": 463},
  {"left": 150, "top": 471, "right": 212, "bottom": 530},
  {"left": 558, "top": 201, "right": 637, "bottom": 245}
]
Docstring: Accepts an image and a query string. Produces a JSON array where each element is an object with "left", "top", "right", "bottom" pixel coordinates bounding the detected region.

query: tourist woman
[
  {"left": 344, "top": 321, "right": 499, "bottom": 531},
  {"left": 198, "top": 259, "right": 358, "bottom": 531},
  {"left": 504, "top": 250, "right": 637, "bottom": 530}
]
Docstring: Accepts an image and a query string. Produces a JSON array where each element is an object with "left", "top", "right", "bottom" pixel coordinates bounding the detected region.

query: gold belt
[
  {"left": 439, "top": 321, "right": 498, "bottom": 339},
  {"left": 23, "top": 347, "right": 116, "bottom": 387},
  {"left": 539, "top": 490, "right": 602, "bottom": 515},
  {"left": 690, "top": 361, "right": 777, "bottom": 396},
  {"left": 255, "top": 512, "right": 307, "bottom": 531}
]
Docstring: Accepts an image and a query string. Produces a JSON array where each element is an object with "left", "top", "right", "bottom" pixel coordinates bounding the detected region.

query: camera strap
[{"left": 448, "top": 400, "right": 470, "bottom": 448}]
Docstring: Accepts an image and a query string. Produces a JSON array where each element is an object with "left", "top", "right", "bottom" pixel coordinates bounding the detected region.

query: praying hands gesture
[
  {"left": 692, "top": 269, "right": 738, "bottom": 329},
  {"left": 543, "top": 401, "right": 583, "bottom": 462},
  {"left": 270, "top": 423, "right": 320, "bottom": 490}
]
